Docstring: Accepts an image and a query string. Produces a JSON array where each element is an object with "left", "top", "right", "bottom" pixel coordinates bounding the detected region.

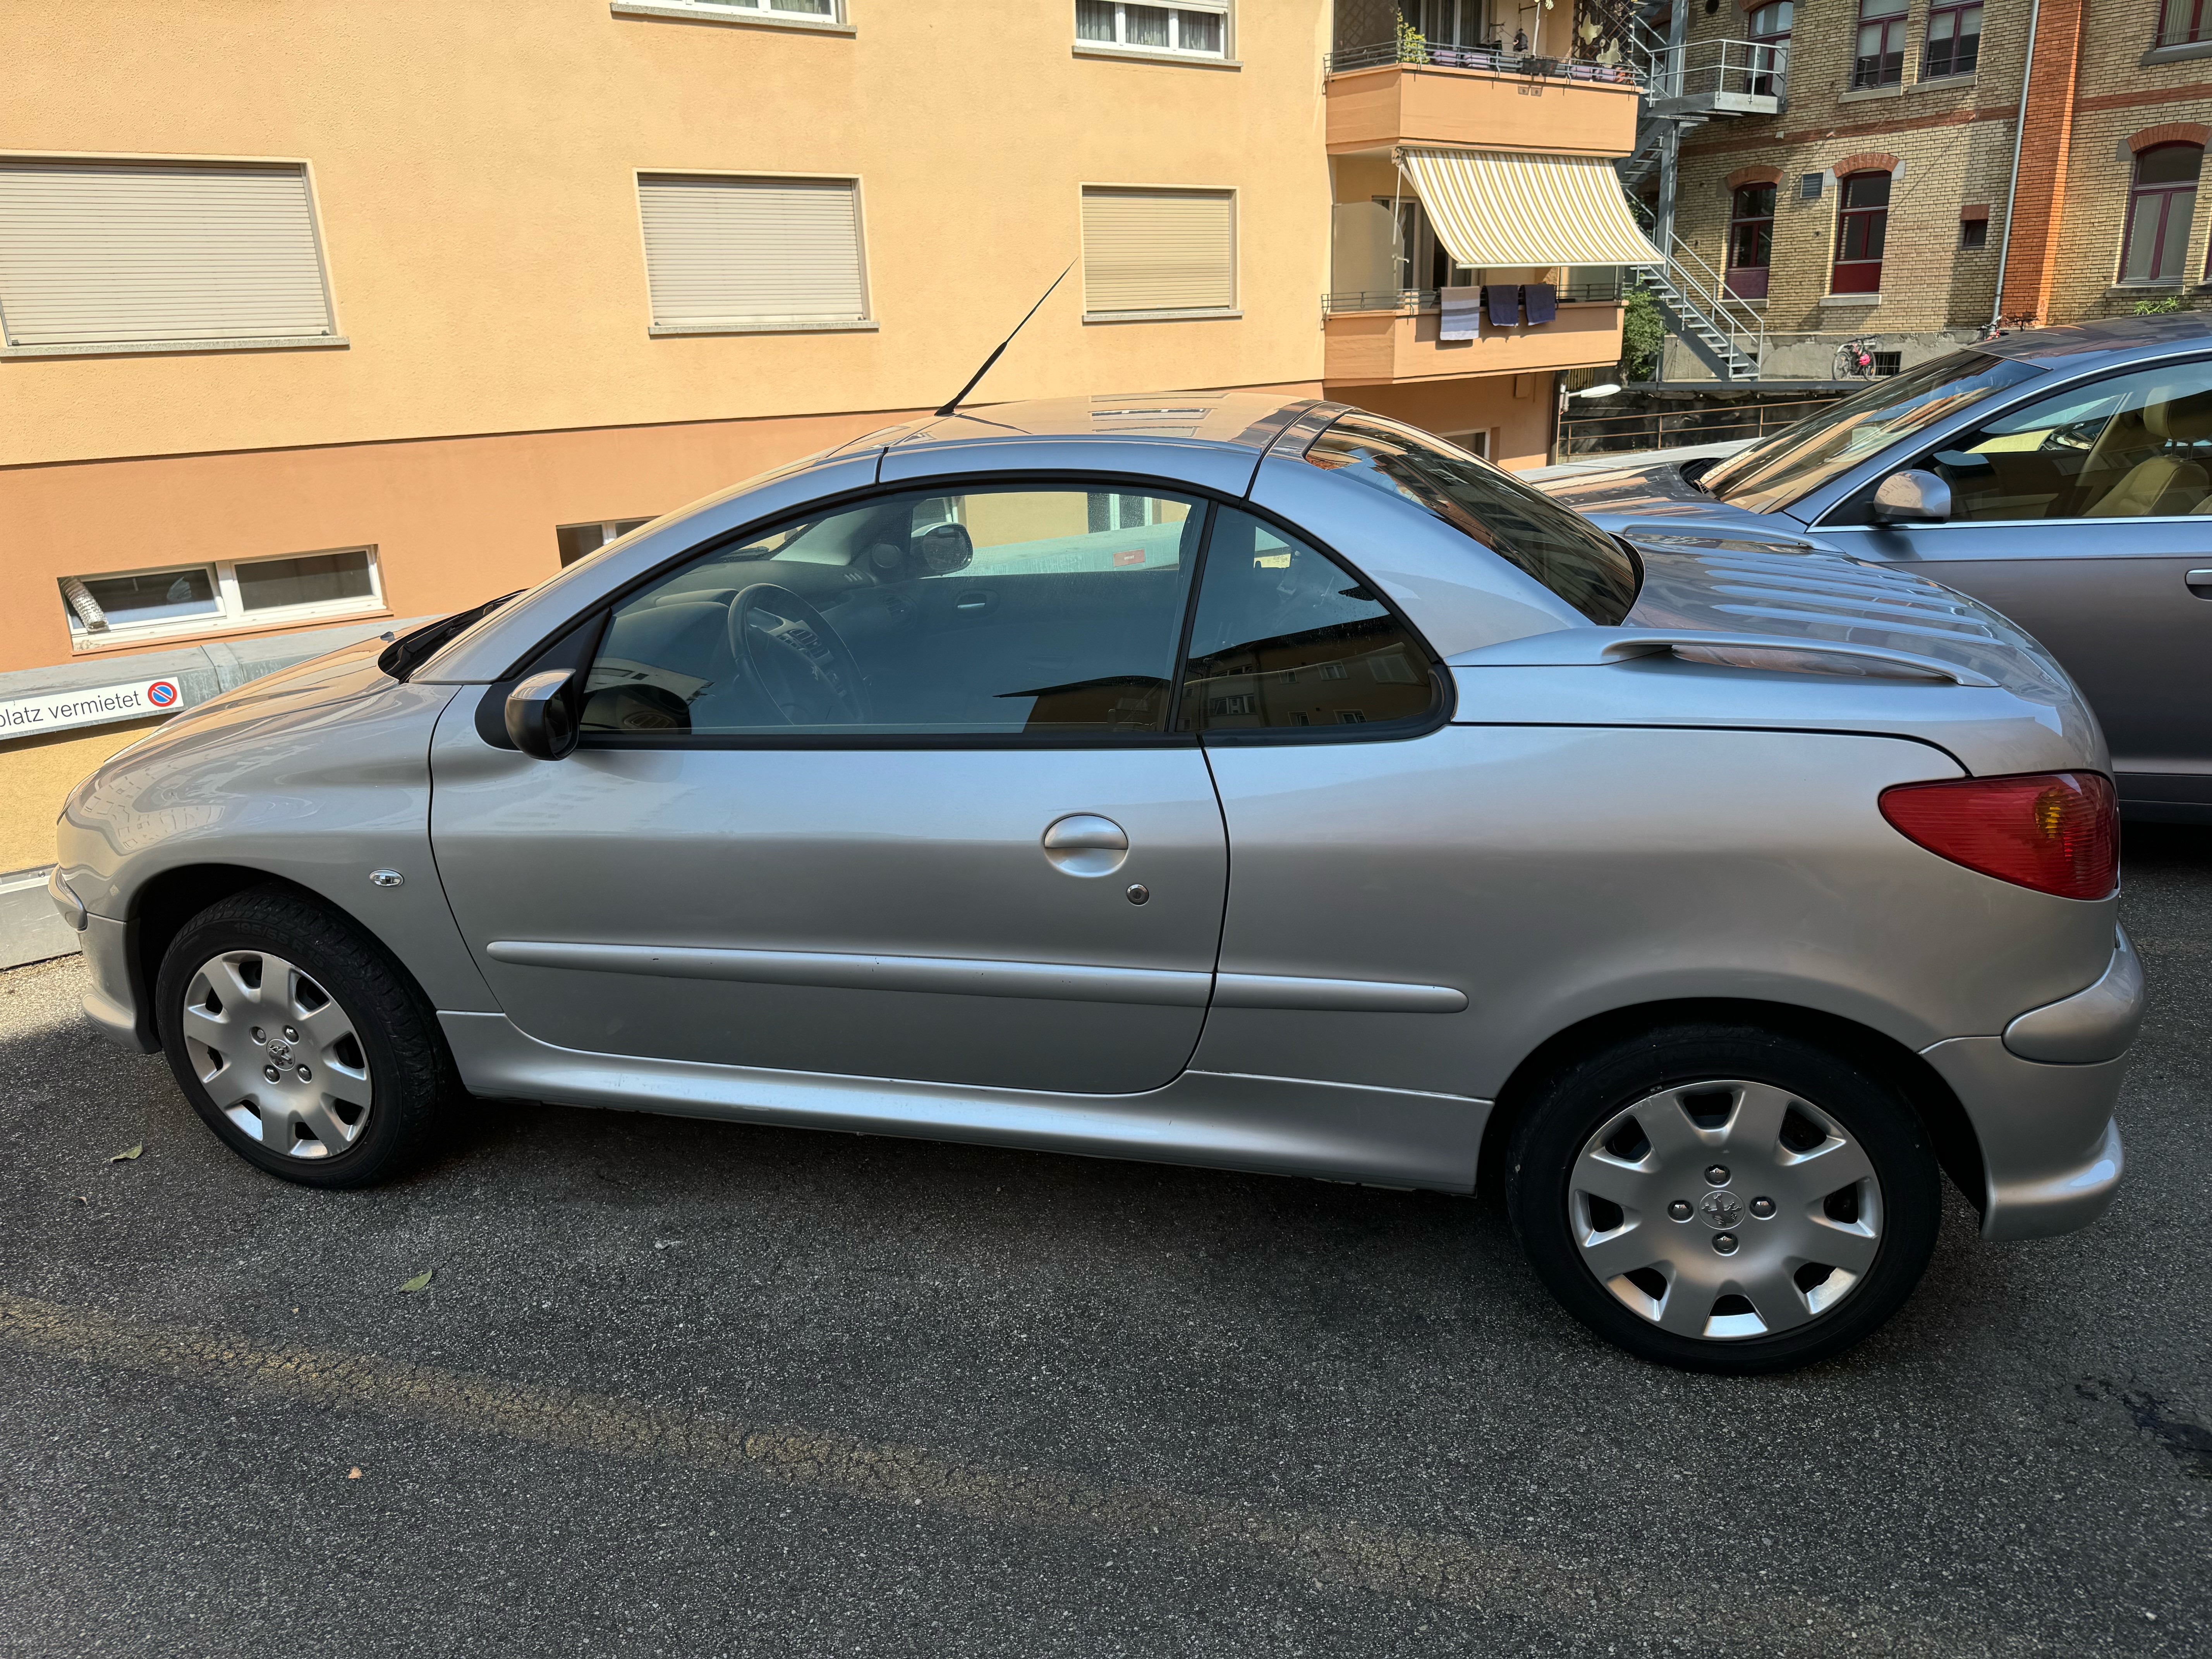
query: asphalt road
[{"left": 3, "top": 835, "right": 2209, "bottom": 1659}]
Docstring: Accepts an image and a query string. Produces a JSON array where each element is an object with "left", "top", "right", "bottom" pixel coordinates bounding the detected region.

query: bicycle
[{"left": 1834, "top": 336, "right": 1880, "bottom": 378}]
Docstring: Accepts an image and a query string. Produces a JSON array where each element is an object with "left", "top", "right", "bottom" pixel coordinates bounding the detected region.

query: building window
[
  {"left": 1960, "top": 215, "right": 1990, "bottom": 250},
  {"left": 2156, "top": 0, "right": 2208, "bottom": 48},
  {"left": 1726, "top": 183, "right": 1776, "bottom": 299},
  {"left": 556, "top": 520, "right": 653, "bottom": 567},
  {"left": 1075, "top": 2, "right": 1228, "bottom": 57},
  {"left": 1852, "top": 0, "right": 1908, "bottom": 88},
  {"left": 1832, "top": 170, "right": 1891, "bottom": 293},
  {"left": 637, "top": 174, "right": 869, "bottom": 333},
  {"left": 638, "top": 0, "right": 843, "bottom": 17},
  {"left": 1080, "top": 187, "right": 1237, "bottom": 319},
  {"left": 60, "top": 548, "right": 381, "bottom": 647},
  {"left": 1747, "top": 2, "right": 1792, "bottom": 96},
  {"left": 1922, "top": 0, "right": 1981, "bottom": 77},
  {"left": 2120, "top": 144, "right": 2202, "bottom": 283},
  {"left": 0, "top": 159, "right": 338, "bottom": 355}
]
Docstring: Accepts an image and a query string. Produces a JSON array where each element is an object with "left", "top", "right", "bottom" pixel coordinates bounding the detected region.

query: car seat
[{"left": 2083, "top": 387, "right": 2212, "bottom": 517}]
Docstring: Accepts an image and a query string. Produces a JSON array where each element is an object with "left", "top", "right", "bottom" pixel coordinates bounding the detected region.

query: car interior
[{"left": 1926, "top": 365, "right": 2212, "bottom": 522}]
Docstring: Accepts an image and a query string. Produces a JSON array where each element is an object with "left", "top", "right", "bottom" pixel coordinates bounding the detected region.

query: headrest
[{"left": 2144, "top": 388, "right": 2212, "bottom": 443}]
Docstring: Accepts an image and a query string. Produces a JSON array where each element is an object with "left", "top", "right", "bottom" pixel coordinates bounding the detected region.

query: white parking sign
[{"left": 0, "top": 676, "right": 189, "bottom": 738}]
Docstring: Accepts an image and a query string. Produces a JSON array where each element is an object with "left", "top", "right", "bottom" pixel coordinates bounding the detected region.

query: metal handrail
[
  {"left": 1649, "top": 37, "right": 1789, "bottom": 102},
  {"left": 1559, "top": 395, "right": 1841, "bottom": 456},
  {"left": 1325, "top": 37, "right": 1643, "bottom": 83},
  {"left": 1323, "top": 274, "right": 1625, "bottom": 316}
]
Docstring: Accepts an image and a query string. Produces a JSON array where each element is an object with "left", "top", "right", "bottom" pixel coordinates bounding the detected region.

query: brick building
[{"left": 1654, "top": 0, "right": 2212, "bottom": 381}]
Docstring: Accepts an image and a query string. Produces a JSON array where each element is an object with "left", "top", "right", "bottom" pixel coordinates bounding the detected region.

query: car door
[
  {"left": 1812, "top": 356, "right": 2212, "bottom": 814},
  {"left": 429, "top": 481, "right": 1226, "bottom": 1095}
]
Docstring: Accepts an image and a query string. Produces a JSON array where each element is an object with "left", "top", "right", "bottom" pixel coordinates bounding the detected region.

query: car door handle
[
  {"left": 1042, "top": 813, "right": 1129, "bottom": 876},
  {"left": 2187, "top": 569, "right": 2212, "bottom": 599}
]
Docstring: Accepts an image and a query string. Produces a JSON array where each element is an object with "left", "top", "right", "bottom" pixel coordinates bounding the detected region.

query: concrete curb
[{"left": 0, "top": 867, "right": 77, "bottom": 970}]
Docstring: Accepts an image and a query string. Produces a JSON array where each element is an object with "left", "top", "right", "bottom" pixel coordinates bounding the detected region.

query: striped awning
[{"left": 1399, "top": 148, "right": 1661, "bottom": 268}]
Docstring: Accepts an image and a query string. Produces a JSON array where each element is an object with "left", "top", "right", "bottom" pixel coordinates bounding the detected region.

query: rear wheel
[
  {"left": 155, "top": 886, "right": 455, "bottom": 1188},
  {"left": 1506, "top": 1024, "right": 1941, "bottom": 1373}
]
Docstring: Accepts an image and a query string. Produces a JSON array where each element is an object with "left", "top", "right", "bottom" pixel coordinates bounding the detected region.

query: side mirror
[
  {"left": 1870, "top": 469, "right": 1953, "bottom": 526},
  {"left": 505, "top": 670, "right": 579, "bottom": 760}
]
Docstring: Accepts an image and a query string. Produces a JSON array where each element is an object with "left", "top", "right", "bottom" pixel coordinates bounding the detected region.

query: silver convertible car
[
  {"left": 1542, "top": 314, "right": 2212, "bottom": 823},
  {"left": 53, "top": 395, "right": 2140, "bottom": 1373}
]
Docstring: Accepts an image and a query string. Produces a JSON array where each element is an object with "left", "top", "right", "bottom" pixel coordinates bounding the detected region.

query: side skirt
[{"left": 438, "top": 1011, "right": 1489, "bottom": 1192}]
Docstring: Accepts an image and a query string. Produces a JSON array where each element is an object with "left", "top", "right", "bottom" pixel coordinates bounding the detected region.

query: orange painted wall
[{"left": 1329, "top": 371, "right": 1560, "bottom": 471}]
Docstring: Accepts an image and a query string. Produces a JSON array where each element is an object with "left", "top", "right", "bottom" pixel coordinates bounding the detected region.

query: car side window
[
  {"left": 1178, "top": 509, "right": 1441, "bottom": 735},
  {"left": 1920, "top": 359, "right": 2212, "bottom": 522},
  {"left": 577, "top": 487, "right": 1203, "bottom": 739}
]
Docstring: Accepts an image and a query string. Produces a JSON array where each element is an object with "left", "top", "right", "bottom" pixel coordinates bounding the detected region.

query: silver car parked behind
[
  {"left": 55, "top": 395, "right": 2140, "bottom": 1373},
  {"left": 1541, "top": 314, "right": 2212, "bottom": 823}
]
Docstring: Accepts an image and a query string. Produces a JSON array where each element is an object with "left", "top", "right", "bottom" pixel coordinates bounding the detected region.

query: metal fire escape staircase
[{"left": 1584, "top": 0, "right": 1786, "bottom": 382}]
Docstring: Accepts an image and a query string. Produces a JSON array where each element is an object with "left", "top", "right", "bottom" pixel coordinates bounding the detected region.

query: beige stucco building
[{"left": 0, "top": 0, "right": 1642, "bottom": 688}]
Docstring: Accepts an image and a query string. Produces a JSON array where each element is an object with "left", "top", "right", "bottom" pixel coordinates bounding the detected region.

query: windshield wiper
[{"left": 378, "top": 591, "right": 523, "bottom": 681}]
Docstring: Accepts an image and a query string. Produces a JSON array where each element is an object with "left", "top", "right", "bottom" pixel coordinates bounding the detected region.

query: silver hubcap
[
  {"left": 1570, "top": 1080, "right": 1882, "bottom": 1341},
  {"left": 180, "top": 951, "right": 373, "bottom": 1159}
]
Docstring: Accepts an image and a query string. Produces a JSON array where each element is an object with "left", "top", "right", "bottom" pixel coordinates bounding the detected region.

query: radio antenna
[{"left": 934, "top": 261, "right": 1075, "bottom": 418}]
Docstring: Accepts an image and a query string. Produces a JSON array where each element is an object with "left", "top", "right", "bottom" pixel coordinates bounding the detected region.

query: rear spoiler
[{"left": 1448, "top": 628, "right": 1999, "bottom": 689}]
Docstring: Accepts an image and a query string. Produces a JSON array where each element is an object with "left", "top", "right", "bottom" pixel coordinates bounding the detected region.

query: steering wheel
[{"left": 726, "top": 584, "right": 868, "bottom": 727}]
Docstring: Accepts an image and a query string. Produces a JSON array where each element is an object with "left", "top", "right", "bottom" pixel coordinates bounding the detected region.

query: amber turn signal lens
[{"left": 1878, "top": 771, "right": 2118, "bottom": 900}]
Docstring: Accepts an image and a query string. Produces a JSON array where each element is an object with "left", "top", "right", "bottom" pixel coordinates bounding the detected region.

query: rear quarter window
[{"left": 1303, "top": 411, "right": 1641, "bottom": 624}]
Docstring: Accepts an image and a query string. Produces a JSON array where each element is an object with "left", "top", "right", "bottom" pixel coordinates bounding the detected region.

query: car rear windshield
[
  {"left": 1304, "top": 412, "right": 1641, "bottom": 624},
  {"left": 1700, "top": 350, "right": 2046, "bottom": 513}
]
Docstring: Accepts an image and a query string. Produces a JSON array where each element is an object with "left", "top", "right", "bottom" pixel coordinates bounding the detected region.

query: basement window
[
  {"left": 557, "top": 519, "right": 654, "bottom": 566},
  {"left": 61, "top": 548, "right": 383, "bottom": 647}
]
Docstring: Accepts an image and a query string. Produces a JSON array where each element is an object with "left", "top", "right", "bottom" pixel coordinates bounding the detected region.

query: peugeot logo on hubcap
[
  {"left": 265, "top": 1037, "right": 294, "bottom": 1067},
  {"left": 1700, "top": 1190, "right": 1744, "bottom": 1230}
]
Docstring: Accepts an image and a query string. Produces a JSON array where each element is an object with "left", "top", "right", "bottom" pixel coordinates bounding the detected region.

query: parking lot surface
[{"left": 3, "top": 833, "right": 2209, "bottom": 1658}]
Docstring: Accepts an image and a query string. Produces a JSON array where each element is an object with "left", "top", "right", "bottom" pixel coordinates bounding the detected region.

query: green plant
[
  {"left": 1397, "top": 17, "right": 1430, "bottom": 63},
  {"left": 2133, "top": 294, "right": 2188, "bottom": 315},
  {"left": 1620, "top": 287, "right": 1664, "bottom": 382}
]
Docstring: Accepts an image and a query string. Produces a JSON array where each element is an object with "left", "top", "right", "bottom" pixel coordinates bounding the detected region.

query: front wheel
[
  {"left": 1506, "top": 1024, "right": 1941, "bottom": 1374},
  {"left": 155, "top": 885, "right": 456, "bottom": 1188}
]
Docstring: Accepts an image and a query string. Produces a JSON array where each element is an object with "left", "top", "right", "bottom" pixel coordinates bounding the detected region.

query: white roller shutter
[
  {"left": 0, "top": 160, "right": 337, "bottom": 349},
  {"left": 1081, "top": 188, "right": 1236, "bottom": 316},
  {"left": 638, "top": 174, "right": 868, "bottom": 329}
]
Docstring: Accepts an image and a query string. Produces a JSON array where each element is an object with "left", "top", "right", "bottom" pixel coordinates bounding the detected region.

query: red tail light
[{"left": 1879, "top": 771, "right": 2118, "bottom": 900}]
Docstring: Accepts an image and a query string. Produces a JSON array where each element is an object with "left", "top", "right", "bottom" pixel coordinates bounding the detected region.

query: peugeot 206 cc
[{"left": 54, "top": 396, "right": 2140, "bottom": 1372}]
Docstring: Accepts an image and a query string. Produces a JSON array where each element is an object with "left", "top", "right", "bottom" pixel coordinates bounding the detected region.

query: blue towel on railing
[
  {"left": 1484, "top": 284, "right": 1522, "bottom": 327},
  {"left": 1440, "top": 286, "right": 1482, "bottom": 340},
  {"left": 1522, "top": 282, "right": 1558, "bottom": 325}
]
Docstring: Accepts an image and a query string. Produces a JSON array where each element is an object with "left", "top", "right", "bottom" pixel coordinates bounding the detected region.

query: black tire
[
  {"left": 155, "top": 884, "right": 458, "bottom": 1188},
  {"left": 1505, "top": 1022, "right": 1941, "bottom": 1374}
]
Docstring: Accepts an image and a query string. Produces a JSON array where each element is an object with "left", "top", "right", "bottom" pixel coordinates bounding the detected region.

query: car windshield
[
  {"left": 1701, "top": 350, "right": 2046, "bottom": 512},
  {"left": 1304, "top": 411, "right": 1641, "bottom": 623}
]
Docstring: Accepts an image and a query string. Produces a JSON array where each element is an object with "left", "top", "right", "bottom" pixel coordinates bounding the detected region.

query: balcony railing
[
  {"left": 1322, "top": 272, "right": 1625, "bottom": 316},
  {"left": 1649, "top": 38, "right": 1790, "bottom": 105},
  {"left": 1326, "top": 37, "right": 1642, "bottom": 84}
]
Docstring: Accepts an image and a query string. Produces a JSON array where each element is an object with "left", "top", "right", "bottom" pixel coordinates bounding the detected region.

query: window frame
[
  {"left": 2118, "top": 143, "right": 2203, "bottom": 285},
  {"left": 634, "top": 169, "right": 876, "bottom": 336},
  {"left": 478, "top": 474, "right": 1451, "bottom": 754},
  {"left": 1851, "top": 0, "right": 1909, "bottom": 89},
  {"left": 610, "top": 0, "right": 852, "bottom": 27},
  {"left": 1747, "top": 2, "right": 1792, "bottom": 95},
  {"left": 1079, "top": 184, "right": 1241, "bottom": 322},
  {"left": 557, "top": 518, "right": 654, "bottom": 567},
  {"left": 0, "top": 151, "right": 345, "bottom": 360},
  {"left": 1073, "top": 2, "right": 1233, "bottom": 62},
  {"left": 1832, "top": 170, "right": 1892, "bottom": 294},
  {"left": 2156, "top": 0, "right": 2209, "bottom": 49},
  {"left": 1726, "top": 183, "right": 1776, "bottom": 299},
  {"left": 60, "top": 546, "right": 385, "bottom": 651},
  {"left": 1921, "top": 0, "right": 1982, "bottom": 78}
]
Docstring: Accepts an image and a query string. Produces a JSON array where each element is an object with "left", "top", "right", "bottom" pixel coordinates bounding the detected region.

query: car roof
[
  {"left": 1978, "top": 311, "right": 2212, "bottom": 365},
  {"left": 832, "top": 392, "right": 1327, "bottom": 459}
]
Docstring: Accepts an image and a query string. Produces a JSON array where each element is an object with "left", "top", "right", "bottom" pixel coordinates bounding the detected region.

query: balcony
[
  {"left": 1324, "top": 48, "right": 1642, "bottom": 158},
  {"left": 1321, "top": 290, "right": 1624, "bottom": 387},
  {"left": 1647, "top": 40, "right": 1788, "bottom": 118}
]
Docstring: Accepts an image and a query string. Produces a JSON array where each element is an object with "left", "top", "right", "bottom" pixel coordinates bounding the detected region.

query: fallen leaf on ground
[
  {"left": 108, "top": 1145, "right": 143, "bottom": 1162},
  {"left": 347, "top": 1467, "right": 362, "bottom": 1480},
  {"left": 398, "top": 1270, "right": 433, "bottom": 1293}
]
